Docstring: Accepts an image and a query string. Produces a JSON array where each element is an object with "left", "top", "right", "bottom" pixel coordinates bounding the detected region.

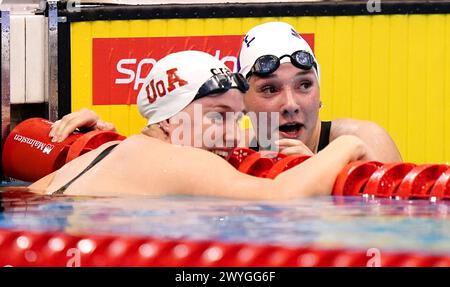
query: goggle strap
[{"left": 195, "top": 73, "right": 248, "bottom": 100}]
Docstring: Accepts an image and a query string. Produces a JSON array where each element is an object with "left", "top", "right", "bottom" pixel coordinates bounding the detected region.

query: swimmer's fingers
[
  {"left": 279, "top": 146, "right": 314, "bottom": 156},
  {"left": 49, "top": 109, "right": 100, "bottom": 142},
  {"left": 49, "top": 119, "right": 72, "bottom": 142},
  {"left": 275, "top": 139, "right": 308, "bottom": 147},
  {"left": 49, "top": 120, "right": 61, "bottom": 139},
  {"left": 95, "top": 120, "right": 117, "bottom": 132},
  {"left": 276, "top": 139, "right": 314, "bottom": 156}
]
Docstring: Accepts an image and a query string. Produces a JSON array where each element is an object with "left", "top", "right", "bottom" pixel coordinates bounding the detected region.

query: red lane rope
[
  {"left": 0, "top": 229, "right": 448, "bottom": 267},
  {"left": 2, "top": 147, "right": 450, "bottom": 266},
  {"left": 228, "top": 148, "right": 450, "bottom": 201},
  {"left": 3, "top": 118, "right": 449, "bottom": 201}
]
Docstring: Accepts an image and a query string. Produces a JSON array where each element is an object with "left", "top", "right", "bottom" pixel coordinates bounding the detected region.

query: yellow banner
[{"left": 71, "top": 15, "right": 450, "bottom": 164}]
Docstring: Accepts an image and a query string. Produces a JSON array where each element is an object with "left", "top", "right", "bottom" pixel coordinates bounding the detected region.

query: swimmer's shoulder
[
  {"left": 120, "top": 134, "right": 203, "bottom": 158},
  {"left": 25, "top": 136, "right": 166, "bottom": 195},
  {"left": 119, "top": 134, "right": 171, "bottom": 149},
  {"left": 28, "top": 172, "right": 57, "bottom": 194},
  {"left": 330, "top": 118, "right": 388, "bottom": 141},
  {"left": 35, "top": 140, "right": 124, "bottom": 194}
]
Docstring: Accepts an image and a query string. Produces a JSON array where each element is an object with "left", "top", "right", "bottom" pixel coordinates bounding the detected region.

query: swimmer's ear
[{"left": 158, "top": 120, "right": 171, "bottom": 133}]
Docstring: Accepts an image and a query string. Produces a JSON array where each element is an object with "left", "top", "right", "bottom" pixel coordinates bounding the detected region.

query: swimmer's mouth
[{"left": 278, "top": 122, "right": 304, "bottom": 138}]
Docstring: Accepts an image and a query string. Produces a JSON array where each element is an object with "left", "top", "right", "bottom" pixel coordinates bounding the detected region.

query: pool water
[{"left": 1, "top": 189, "right": 450, "bottom": 256}]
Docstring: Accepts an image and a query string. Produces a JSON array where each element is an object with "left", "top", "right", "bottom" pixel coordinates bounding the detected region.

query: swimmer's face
[
  {"left": 245, "top": 63, "right": 321, "bottom": 147},
  {"left": 168, "top": 89, "right": 245, "bottom": 157}
]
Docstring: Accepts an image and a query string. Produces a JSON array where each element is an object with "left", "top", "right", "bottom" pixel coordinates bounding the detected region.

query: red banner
[{"left": 92, "top": 34, "right": 314, "bottom": 105}]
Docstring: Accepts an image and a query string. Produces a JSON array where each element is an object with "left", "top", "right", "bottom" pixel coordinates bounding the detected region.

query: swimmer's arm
[
  {"left": 332, "top": 119, "right": 402, "bottom": 163},
  {"left": 274, "top": 135, "right": 367, "bottom": 198},
  {"left": 149, "top": 135, "right": 366, "bottom": 200}
]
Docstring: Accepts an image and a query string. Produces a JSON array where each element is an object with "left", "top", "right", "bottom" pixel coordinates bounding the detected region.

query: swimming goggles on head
[
  {"left": 246, "top": 50, "right": 317, "bottom": 78},
  {"left": 194, "top": 73, "right": 249, "bottom": 101}
]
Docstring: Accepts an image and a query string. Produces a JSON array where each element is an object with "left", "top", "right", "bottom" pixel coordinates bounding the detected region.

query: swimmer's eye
[
  {"left": 259, "top": 85, "right": 278, "bottom": 95},
  {"left": 299, "top": 80, "right": 313, "bottom": 92},
  {"left": 206, "top": 112, "right": 225, "bottom": 122}
]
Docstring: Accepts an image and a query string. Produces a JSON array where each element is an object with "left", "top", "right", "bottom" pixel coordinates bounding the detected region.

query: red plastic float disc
[
  {"left": 1, "top": 118, "right": 83, "bottom": 182},
  {"left": 66, "top": 130, "right": 126, "bottom": 163},
  {"left": 396, "top": 164, "right": 449, "bottom": 199},
  {"left": 295, "top": 249, "right": 342, "bottom": 267},
  {"left": 225, "top": 148, "right": 256, "bottom": 169},
  {"left": 238, "top": 151, "right": 286, "bottom": 178},
  {"left": 265, "top": 155, "right": 311, "bottom": 179},
  {"left": 429, "top": 167, "right": 450, "bottom": 200},
  {"left": 332, "top": 161, "right": 382, "bottom": 196},
  {"left": 363, "top": 163, "right": 417, "bottom": 197},
  {"left": 330, "top": 250, "right": 368, "bottom": 267}
]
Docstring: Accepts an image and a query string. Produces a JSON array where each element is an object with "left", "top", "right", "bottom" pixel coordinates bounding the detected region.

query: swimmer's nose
[{"left": 280, "top": 88, "right": 300, "bottom": 117}]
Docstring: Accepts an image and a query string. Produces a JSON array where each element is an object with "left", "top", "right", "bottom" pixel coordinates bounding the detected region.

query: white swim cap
[
  {"left": 238, "top": 21, "right": 320, "bottom": 82},
  {"left": 137, "top": 50, "right": 232, "bottom": 125}
]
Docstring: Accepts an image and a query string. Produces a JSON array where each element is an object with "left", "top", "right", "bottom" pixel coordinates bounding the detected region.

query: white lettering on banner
[
  {"left": 13, "top": 134, "right": 55, "bottom": 155},
  {"left": 115, "top": 59, "right": 137, "bottom": 85},
  {"left": 214, "top": 50, "right": 238, "bottom": 72},
  {"left": 134, "top": 58, "right": 157, "bottom": 91},
  {"left": 114, "top": 52, "right": 238, "bottom": 91}
]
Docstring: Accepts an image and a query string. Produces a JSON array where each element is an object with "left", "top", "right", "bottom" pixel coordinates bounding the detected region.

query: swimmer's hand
[
  {"left": 275, "top": 139, "right": 314, "bottom": 156},
  {"left": 49, "top": 108, "right": 117, "bottom": 142}
]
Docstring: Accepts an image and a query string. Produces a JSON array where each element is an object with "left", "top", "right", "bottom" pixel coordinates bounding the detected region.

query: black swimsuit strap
[
  {"left": 52, "top": 144, "right": 119, "bottom": 195},
  {"left": 317, "top": 121, "right": 332, "bottom": 152}
]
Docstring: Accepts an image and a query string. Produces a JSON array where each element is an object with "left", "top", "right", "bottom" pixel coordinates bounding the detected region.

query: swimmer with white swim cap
[
  {"left": 135, "top": 50, "right": 248, "bottom": 156},
  {"left": 30, "top": 50, "right": 376, "bottom": 199},
  {"left": 52, "top": 51, "right": 248, "bottom": 157},
  {"left": 238, "top": 21, "right": 401, "bottom": 162},
  {"left": 51, "top": 22, "right": 401, "bottom": 163}
]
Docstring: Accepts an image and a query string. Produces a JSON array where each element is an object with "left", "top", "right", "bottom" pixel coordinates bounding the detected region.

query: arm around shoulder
[
  {"left": 332, "top": 119, "right": 402, "bottom": 163},
  {"left": 135, "top": 135, "right": 367, "bottom": 200}
]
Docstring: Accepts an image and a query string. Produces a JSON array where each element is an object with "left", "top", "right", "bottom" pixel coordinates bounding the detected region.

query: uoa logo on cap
[{"left": 144, "top": 68, "right": 188, "bottom": 104}]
